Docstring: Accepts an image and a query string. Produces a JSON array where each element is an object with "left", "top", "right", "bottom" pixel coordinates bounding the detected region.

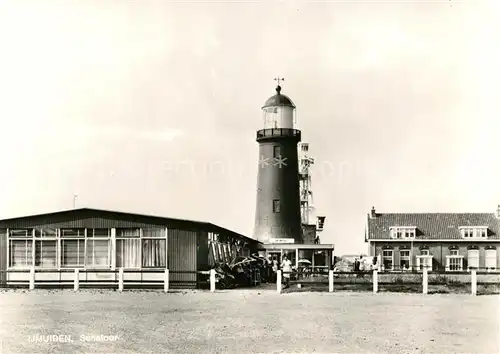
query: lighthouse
[{"left": 253, "top": 79, "right": 303, "bottom": 244}]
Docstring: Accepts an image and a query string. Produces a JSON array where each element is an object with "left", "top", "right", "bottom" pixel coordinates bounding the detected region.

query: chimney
[
  {"left": 370, "top": 206, "right": 377, "bottom": 219},
  {"left": 496, "top": 205, "right": 500, "bottom": 218}
]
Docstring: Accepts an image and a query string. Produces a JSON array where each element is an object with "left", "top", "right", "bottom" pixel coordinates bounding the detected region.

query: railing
[
  {"left": 256, "top": 128, "right": 301, "bottom": 140},
  {"left": 0, "top": 268, "right": 207, "bottom": 291},
  {"left": 276, "top": 268, "right": 500, "bottom": 296}
]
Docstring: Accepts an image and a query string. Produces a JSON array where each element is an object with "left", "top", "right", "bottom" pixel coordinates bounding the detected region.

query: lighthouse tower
[{"left": 253, "top": 80, "right": 303, "bottom": 244}]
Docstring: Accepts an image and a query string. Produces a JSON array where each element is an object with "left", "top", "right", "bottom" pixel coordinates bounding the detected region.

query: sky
[{"left": 0, "top": 0, "right": 498, "bottom": 255}]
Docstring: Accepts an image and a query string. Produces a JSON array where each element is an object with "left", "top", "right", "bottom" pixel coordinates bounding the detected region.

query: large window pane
[
  {"left": 142, "top": 229, "right": 165, "bottom": 238},
  {"left": 9, "top": 240, "right": 33, "bottom": 267},
  {"left": 87, "top": 228, "right": 110, "bottom": 237},
  {"left": 400, "top": 250, "right": 410, "bottom": 270},
  {"left": 142, "top": 239, "right": 166, "bottom": 267},
  {"left": 35, "top": 240, "right": 57, "bottom": 268},
  {"left": 35, "top": 228, "right": 57, "bottom": 238},
  {"left": 86, "top": 239, "right": 110, "bottom": 267},
  {"left": 61, "top": 229, "right": 85, "bottom": 238},
  {"left": 117, "top": 228, "right": 140, "bottom": 237},
  {"left": 116, "top": 239, "right": 141, "bottom": 268},
  {"left": 9, "top": 229, "right": 31, "bottom": 238},
  {"left": 62, "top": 239, "right": 85, "bottom": 267}
]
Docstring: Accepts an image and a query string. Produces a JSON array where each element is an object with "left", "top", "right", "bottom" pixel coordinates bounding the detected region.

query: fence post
[
  {"left": 277, "top": 270, "right": 282, "bottom": 294},
  {"left": 471, "top": 269, "right": 477, "bottom": 296},
  {"left": 423, "top": 268, "right": 428, "bottom": 294},
  {"left": 373, "top": 270, "right": 378, "bottom": 293},
  {"left": 74, "top": 269, "right": 79, "bottom": 291},
  {"left": 164, "top": 269, "right": 169, "bottom": 293},
  {"left": 118, "top": 268, "right": 124, "bottom": 292},
  {"left": 210, "top": 269, "right": 216, "bottom": 293},
  {"left": 29, "top": 267, "right": 35, "bottom": 291},
  {"left": 329, "top": 269, "right": 334, "bottom": 292}
]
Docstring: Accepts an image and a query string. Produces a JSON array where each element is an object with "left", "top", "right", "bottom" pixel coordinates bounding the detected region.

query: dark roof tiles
[{"left": 367, "top": 213, "right": 500, "bottom": 240}]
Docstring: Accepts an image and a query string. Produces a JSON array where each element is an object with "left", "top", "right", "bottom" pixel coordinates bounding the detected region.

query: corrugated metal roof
[
  {"left": 367, "top": 213, "right": 500, "bottom": 240},
  {"left": 0, "top": 208, "right": 261, "bottom": 244}
]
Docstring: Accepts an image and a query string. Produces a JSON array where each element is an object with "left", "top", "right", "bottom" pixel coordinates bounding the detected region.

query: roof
[
  {"left": 262, "top": 85, "right": 295, "bottom": 109},
  {"left": 367, "top": 212, "right": 500, "bottom": 240},
  {"left": 0, "top": 208, "right": 261, "bottom": 244},
  {"left": 261, "top": 244, "right": 334, "bottom": 250}
]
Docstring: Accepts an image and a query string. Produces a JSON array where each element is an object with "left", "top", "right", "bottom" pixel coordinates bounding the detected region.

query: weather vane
[{"left": 273, "top": 77, "right": 284, "bottom": 86}]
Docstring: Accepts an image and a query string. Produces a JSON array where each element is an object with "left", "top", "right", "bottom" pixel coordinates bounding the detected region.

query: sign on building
[{"left": 269, "top": 238, "right": 295, "bottom": 244}]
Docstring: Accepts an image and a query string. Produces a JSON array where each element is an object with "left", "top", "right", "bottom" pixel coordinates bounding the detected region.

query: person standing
[{"left": 281, "top": 256, "right": 292, "bottom": 288}]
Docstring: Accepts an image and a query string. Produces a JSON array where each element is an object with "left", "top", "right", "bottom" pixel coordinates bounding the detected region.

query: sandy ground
[{"left": 0, "top": 289, "right": 499, "bottom": 354}]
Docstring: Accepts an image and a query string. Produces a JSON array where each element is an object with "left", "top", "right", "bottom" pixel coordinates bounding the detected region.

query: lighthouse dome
[{"left": 262, "top": 85, "right": 296, "bottom": 109}]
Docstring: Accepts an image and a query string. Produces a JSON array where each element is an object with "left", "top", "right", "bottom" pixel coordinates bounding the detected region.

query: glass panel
[
  {"left": 142, "top": 229, "right": 165, "bottom": 238},
  {"left": 35, "top": 228, "right": 57, "bottom": 238},
  {"left": 61, "top": 229, "right": 85, "bottom": 238},
  {"left": 61, "top": 239, "right": 85, "bottom": 267},
  {"left": 87, "top": 229, "right": 110, "bottom": 238},
  {"left": 449, "top": 258, "right": 462, "bottom": 271},
  {"left": 383, "top": 258, "right": 393, "bottom": 270},
  {"left": 86, "top": 239, "right": 110, "bottom": 266},
  {"left": 35, "top": 240, "right": 57, "bottom": 268},
  {"left": 9, "top": 229, "right": 31, "bottom": 238},
  {"left": 9, "top": 240, "right": 33, "bottom": 267},
  {"left": 117, "top": 228, "right": 140, "bottom": 237},
  {"left": 142, "top": 239, "right": 166, "bottom": 267},
  {"left": 116, "top": 239, "right": 141, "bottom": 268}
]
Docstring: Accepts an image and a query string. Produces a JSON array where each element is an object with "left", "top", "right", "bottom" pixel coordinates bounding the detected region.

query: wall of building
[
  {"left": 0, "top": 230, "right": 6, "bottom": 285},
  {"left": 302, "top": 224, "right": 316, "bottom": 244},
  {"left": 254, "top": 138, "right": 302, "bottom": 244},
  {"left": 167, "top": 228, "right": 198, "bottom": 288},
  {"left": 370, "top": 241, "right": 500, "bottom": 270}
]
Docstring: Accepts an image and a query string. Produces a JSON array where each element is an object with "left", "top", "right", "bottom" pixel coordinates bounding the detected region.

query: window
[
  {"left": 273, "top": 200, "right": 281, "bottom": 213},
  {"left": 446, "top": 249, "right": 464, "bottom": 271},
  {"left": 33, "top": 228, "right": 58, "bottom": 268},
  {"left": 463, "top": 229, "right": 474, "bottom": 238},
  {"left": 35, "top": 240, "right": 57, "bottom": 268},
  {"left": 416, "top": 249, "right": 432, "bottom": 271},
  {"left": 467, "top": 249, "right": 479, "bottom": 270},
  {"left": 141, "top": 228, "right": 166, "bottom": 268},
  {"left": 86, "top": 228, "right": 111, "bottom": 268},
  {"left": 448, "top": 257, "right": 462, "bottom": 271},
  {"left": 9, "top": 239, "right": 33, "bottom": 268},
  {"left": 116, "top": 228, "right": 141, "bottom": 268},
  {"left": 485, "top": 249, "right": 497, "bottom": 270},
  {"left": 142, "top": 239, "right": 166, "bottom": 267},
  {"left": 35, "top": 228, "right": 57, "bottom": 238},
  {"left": 390, "top": 227, "right": 416, "bottom": 239},
  {"left": 9, "top": 229, "right": 31, "bottom": 238},
  {"left": 273, "top": 146, "right": 282, "bottom": 158},
  {"left": 382, "top": 250, "right": 393, "bottom": 271},
  {"left": 61, "top": 229, "right": 85, "bottom": 268},
  {"left": 8, "top": 229, "right": 33, "bottom": 268},
  {"left": 399, "top": 250, "right": 410, "bottom": 270},
  {"left": 62, "top": 239, "right": 85, "bottom": 268},
  {"left": 460, "top": 227, "right": 488, "bottom": 239}
]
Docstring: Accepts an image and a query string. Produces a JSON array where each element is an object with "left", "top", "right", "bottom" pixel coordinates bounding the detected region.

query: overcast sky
[{"left": 0, "top": 0, "right": 498, "bottom": 255}]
